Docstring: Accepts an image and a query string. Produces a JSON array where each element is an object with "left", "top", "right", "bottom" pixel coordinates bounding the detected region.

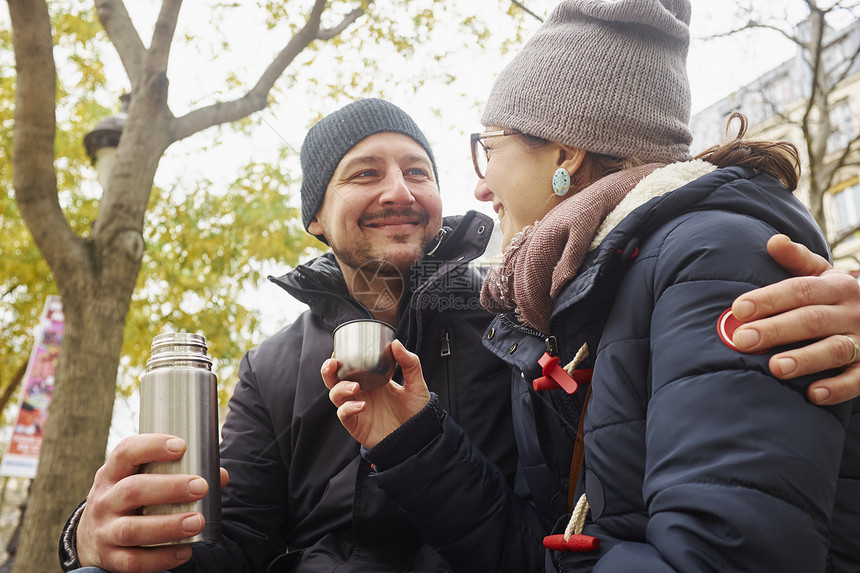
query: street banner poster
[{"left": 0, "top": 295, "right": 63, "bottom": 478}]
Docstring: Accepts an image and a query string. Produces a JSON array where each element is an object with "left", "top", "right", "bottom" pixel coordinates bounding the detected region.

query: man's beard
[
  {"left": 334, "top": 231, "right": 435, "bottom": 314},
  {"left": 331, "top": 232, "right": 432, "bottom": 277}
]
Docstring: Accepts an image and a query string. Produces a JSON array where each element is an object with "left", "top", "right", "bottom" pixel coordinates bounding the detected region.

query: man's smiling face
[{"left": 308, "top": 132, "right": 443, "bottom": 276}]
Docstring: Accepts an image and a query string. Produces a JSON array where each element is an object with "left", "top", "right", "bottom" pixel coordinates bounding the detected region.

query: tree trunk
[{"left": 13, "top": 287, "right": 130, "bottom": 573}]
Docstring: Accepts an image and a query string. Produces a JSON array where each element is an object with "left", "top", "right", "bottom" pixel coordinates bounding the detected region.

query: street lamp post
[{"left": 83, "top": 93, "right": 129, "bottom": 190}]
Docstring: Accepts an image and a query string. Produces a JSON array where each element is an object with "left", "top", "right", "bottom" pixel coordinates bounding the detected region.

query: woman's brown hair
[{"left": 695, "top": 112, "right": 801, "bottom": 191}]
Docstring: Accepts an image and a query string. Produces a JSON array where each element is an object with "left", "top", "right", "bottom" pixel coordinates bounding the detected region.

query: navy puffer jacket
[
  {"left": 548, "top": 165, "right": 858, "bottom": 572},
  {"left": 368, "top": 165, "right": 859, "bottom": 573}
]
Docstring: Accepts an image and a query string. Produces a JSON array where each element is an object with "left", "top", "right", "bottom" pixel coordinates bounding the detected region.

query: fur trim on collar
[{"left": 590, "top": 159, "right": 717, "bottom": 249}]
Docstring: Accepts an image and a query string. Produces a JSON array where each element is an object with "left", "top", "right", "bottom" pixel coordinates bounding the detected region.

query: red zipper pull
[
  {"left": 533, "top": 352, "right": 590, "bottom": 394},
  {"left": 542, "top": 534, "right": 599, "bottom": 552}
]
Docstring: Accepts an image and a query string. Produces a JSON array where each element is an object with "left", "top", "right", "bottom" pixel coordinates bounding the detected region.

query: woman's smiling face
[{"left": 473, "top": 127, "right": 568, "bottom": 247}]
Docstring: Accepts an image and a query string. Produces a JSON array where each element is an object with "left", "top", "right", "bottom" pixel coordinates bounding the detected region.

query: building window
[
  {"left": 763, "top": 72, "right": 794, "bottom": 109},
  {"left": 829, "top": 99, "right": 856, "bottom": 151},
  {"left": 833, "top": 181, "right": 860, "bottom": 233}
]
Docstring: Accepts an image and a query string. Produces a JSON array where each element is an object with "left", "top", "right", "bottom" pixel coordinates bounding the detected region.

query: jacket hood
[{"left": 268, "top": 211, "right": 495, "bottom": 329}]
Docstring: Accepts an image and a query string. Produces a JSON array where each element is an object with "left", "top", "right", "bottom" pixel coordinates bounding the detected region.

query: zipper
[
  {"left": 498, "top": 315, "right": 559, "bottom": 359},
  {"left": 425, "top": 227, "right": 449, "bottom": 257},
  {"left": 499, "top": 313, "right": 546, "bottom": 339},
  {"left": 441, "top": 328, "right": 456, "bottom": 419},
  {"left": 545, "top": 336, "right": 559, "bottom": 357},
  {"left": 440, "top": 330, "right": 452, "bottom": 358}
]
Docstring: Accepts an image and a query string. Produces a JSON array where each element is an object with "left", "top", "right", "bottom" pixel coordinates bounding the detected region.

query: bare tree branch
[
  {"left": 510, "top": 1, "right": 544, "bottom": 23},
  {"left": 0, "top": 361, "right": 27, "bottom": 416},
  {"left": 317, "top": 7, "right": 365, "bottom": 41},
  {"left": 832, "top": 46, "right": 860, "bottom": 86},
  {"left": 171, "top": 0, "right": 369, "bottom": 142},
  {"left": 823, "top": 130, "right": 860, "bottom": 192},
  {"left": 800, "top": 103, "right": 819, "bottom": 192},
  {"left": 708, "top": 21, "right": 803, "bottom": 48},
  {"left": 801, "top": 9, "right": 828, "bottom": 187},
  {"left": 832, "top": 0, "right": 860, "bottom": 11},
  {"left": 829, "top": 28, "right": 860, "bottom": 85},
  {"left": 3, "top": 282, "right": 23, "bottom": 300},
  {"left": 94, "top": 0, "right": 146, "bottom": 90},
  {"left": 811, "top": 12, "right": 833, "bottom": 101},
  {"left": 147, "top": 0, "right": 182, "bottom": 74},
  {"left": 171, "top": 94, "right": 269, "bottom": 142}
]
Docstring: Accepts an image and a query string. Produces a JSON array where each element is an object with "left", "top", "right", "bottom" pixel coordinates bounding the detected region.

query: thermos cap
[{"left": 146, "top": 332, "right": 212, "bottom": 372}]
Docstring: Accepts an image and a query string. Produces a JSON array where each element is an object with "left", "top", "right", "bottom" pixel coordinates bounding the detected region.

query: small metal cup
[{"left": 332, "top": 319, "right": 397, "bottom": 390}]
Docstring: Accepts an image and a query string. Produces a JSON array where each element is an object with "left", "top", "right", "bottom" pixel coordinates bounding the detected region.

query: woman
[{"left": 323, "top": 0, "right": 859, "bottom": 571}]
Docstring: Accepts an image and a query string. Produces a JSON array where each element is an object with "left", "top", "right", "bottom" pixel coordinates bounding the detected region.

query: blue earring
[{"left": 552, "top": 168, "right": 571, "bottom": 196}]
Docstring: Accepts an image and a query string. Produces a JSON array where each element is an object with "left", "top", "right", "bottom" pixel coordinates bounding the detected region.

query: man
[
  {"left": 61, "top": 98, "right": 860, "bottom": 573},
  {"left": 62, "top": 98, "right": 516, "bottom": 573}
]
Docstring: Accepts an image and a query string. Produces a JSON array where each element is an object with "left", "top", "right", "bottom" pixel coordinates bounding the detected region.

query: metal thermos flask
[{"left": 139, "top": 332, "right": 221, "bottom": 544}]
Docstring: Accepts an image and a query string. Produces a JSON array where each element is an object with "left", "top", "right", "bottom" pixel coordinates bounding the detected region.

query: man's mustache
[{"left": 359, "top": 208, "right": 430, "bottom": 226}]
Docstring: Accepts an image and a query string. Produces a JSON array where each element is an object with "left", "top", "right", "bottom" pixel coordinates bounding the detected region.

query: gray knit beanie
[
  {"left": 299, "top": 98, "right": 439, "bottom": 240},
  {"left": 482, "top": 0, "right": 692, "bottom": 163}
]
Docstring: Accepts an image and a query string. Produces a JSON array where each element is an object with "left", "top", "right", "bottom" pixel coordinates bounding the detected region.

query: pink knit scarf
[{"left": 480, "top": 163, "right": 663, "bottom": 334}]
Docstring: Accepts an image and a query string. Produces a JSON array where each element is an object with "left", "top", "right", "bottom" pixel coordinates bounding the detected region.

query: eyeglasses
[{"left": 470, "top": 130, "right": 521, "bottom": 179}]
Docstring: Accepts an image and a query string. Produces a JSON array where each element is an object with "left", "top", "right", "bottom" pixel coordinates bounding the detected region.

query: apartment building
[{"left": 689, "top": 16, "right": 860, "bottom": 270}]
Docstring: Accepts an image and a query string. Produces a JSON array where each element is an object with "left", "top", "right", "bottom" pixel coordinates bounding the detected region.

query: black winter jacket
[
  {"left": 181, "top": 211, "right": 516, "bottom": 573},
  {"left": 366, "top": 165, "right": 860, "bottom": 573}
]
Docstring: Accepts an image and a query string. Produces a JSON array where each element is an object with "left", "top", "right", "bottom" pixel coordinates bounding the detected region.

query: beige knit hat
[{"left": 481, "top": 0, "right": 693, "bottom": 163}]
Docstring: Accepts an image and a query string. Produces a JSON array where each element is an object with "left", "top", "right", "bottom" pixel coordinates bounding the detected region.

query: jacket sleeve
[
  {"left": 366, "top": 394, "right": 552, "bottom": 573},
  {"left": 588, "top": 209, "right": 851, "bottom": 572},
  {"left": 830, "top": 396, "right": 860, "bottom": 573},
  {"left": 182, "top": 348, "right": 290, "bottom": 573}
]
